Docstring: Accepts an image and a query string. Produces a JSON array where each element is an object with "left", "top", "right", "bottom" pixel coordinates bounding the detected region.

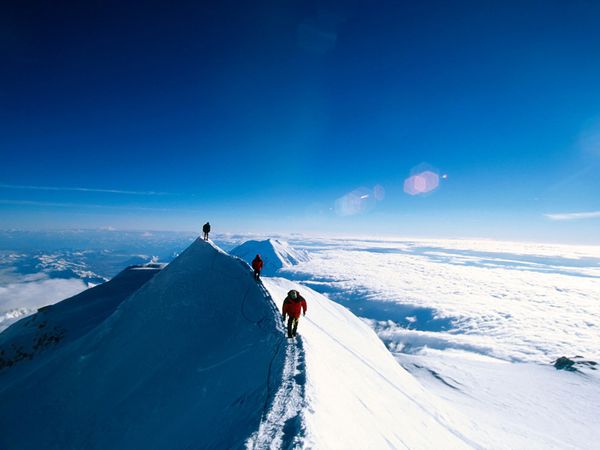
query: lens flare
[
  {"left": 334, "top": 185, "right": 385, "bottom": 216},
  {"left": 403, "top": 170, "right": 439, "bottom": 196},
  {"left": 373, "top": 184, "right": 385, "bottom": 201}
]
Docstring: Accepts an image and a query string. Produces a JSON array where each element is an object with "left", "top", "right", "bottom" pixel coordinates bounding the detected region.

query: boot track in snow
[{"left": 246, "top": 283, "right": 307, "bottom": 450}]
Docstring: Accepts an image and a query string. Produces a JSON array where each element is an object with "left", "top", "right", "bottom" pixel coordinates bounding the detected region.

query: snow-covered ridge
[
  {"left": 0, "top": 263, "right": 163, "bottom": 370},
  {"left": 4, "top": 238, "right": 563, "bottom": 449},
  {"left": 231, "top": 239, "right": 309, "bottom": 276},
  {"left": 261, "top": 278, "right": 491, "bottom": 449},
  {"left": 0, "top": 239, "right": 284, "bottom": 449}
]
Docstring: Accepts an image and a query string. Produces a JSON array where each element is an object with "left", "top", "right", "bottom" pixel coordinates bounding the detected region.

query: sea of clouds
[
  {"left": 282, "top": 237, "right": 600, "bottom": 363},
  {"left": 0, "top": 270, "right": 88, "bottom": 331}
]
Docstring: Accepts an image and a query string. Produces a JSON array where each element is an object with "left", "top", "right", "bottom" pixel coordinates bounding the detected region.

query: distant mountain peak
[{"left": 230, "top": 239, "right": 309, "bottom": 276}]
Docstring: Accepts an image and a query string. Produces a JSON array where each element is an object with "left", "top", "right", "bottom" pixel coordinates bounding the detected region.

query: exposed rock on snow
[
  {"left": 553, "top": 356, "right": 598, "bottom": 372},
  {"left": 231, "top": 239, "right": 309, "bottom": 276}
]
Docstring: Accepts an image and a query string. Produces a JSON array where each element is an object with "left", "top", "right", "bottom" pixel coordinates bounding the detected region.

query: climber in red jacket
[
  {"left": 251, "top": 254, "right": 263, "bottom": 281},
  {"left": 282, "top": 289, "right": 307, "bottom": 338}
]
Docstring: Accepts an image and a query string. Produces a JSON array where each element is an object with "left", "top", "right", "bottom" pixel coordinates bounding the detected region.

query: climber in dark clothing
[
  {"left": 282, "top": 289, "right": 307, "bottom": 338},
  {"left": 202, "top": 222, "right": 211, "bottom": 241},
  {"left": 251, "top": 254, "right": 263, "bottom": 281}
]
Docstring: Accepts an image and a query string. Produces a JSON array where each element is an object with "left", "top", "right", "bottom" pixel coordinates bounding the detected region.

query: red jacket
[
  {"left": 282, "top": 293, "right": 307, "bottom": 319},
  {"left": 252, "top": 257, "right": 263, "bottom": 271}
]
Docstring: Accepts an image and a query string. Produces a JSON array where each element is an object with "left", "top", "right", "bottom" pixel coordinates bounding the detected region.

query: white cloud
[
  {"left": 0, "top": 276, "right": 88, "bottom": 332},
  {"left": 0, "top": 183, "right": 168, "bottom": 195},
  {"left": 545, "top": 211, "right": 600, "bottom": 221},
  {"left": 0, "top": 199, "right": 186, "bottom": 212},
  {"left": 284, "top": 237, "right": 600, "bottom": 363}
]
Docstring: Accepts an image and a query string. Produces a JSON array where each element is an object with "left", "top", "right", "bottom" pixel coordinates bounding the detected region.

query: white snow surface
[
  {"left": 397, "top": 348, "right": 600, "bottom": 449},
  {"left": 231, "top": 239, "right": 309, "bottom": 276},
  {"left": 278, "top": 236, "right": 600, "bottom": 449},
  {"left": 261, "top": 278, "right": 492, "bottom": 449},
  {"left": 0, "top": 238, "right": 493, "bottom": 450},
  {"left": 3, "top": 237, "right": 599, "bottom": 449},
  {"left": 0, "top": 263, "right": 162, "bottom": 371},
  {"left": 0, "top": 239, "right": 284, "bottom": 449}
]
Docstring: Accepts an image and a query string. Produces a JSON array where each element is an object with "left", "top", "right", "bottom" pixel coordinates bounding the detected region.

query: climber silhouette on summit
[
  {"left": 202, "top": 222, "right": 210, "bottom": 241},
  {"left": 282, "top": 289, "right": 307, "bottom": 338}
]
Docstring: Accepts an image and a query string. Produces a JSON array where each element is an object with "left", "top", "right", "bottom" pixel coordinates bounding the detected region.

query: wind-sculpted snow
[
  {"left": 0, "top": 239, "right": 284, "bottom": 449},
  {"left": 231, "top": 239, "right": 309, "bottom": 276}
]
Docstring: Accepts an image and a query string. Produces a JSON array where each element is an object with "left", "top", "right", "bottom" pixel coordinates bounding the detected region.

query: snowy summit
[
  {"left": 0, "top": 240, "right": 282, "bottom": 448},
  {"left": 231, "top": 238, "right": 309, "bottom": 276},
  {"left": 0, "top": 238, "right": 496, "bottom": 449}
]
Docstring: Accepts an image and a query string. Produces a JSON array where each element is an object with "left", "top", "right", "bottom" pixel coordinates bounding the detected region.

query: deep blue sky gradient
[{"left": 1, "top": 1, "right": 600, "bottom": 243}]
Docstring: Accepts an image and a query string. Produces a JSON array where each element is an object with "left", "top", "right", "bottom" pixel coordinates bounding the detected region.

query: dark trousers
[
  {"left": 287, "top": 317, "right": 299, "bottom": 338},
  {"left": 254, "top": 269, "right": 260, "bottom": 280},
  {"left": 203, "top": 232, "right": 209, "bottom": 240}
]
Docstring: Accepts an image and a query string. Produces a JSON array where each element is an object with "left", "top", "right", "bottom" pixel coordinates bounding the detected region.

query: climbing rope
[{"left": 203, "top": 240, "right": 288, "bottom": 426}]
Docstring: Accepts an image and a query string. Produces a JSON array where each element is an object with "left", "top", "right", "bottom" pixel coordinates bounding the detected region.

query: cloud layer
[
  {"left": 284, "top": 237, "right": 600, "bottom": 363},
  {"left": 545, "top": 211, "right": 600, "bottom": 221},
  {"left": 0, "top": 184, "right": 168, "bottom": 195},
  {"left": 0, "top": 276, "right": 87, "bottom": 332}
]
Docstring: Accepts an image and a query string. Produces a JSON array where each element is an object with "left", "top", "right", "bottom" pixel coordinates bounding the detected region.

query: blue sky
[{"left": 1, "top": 1, "right": 600, "bottom": 243}]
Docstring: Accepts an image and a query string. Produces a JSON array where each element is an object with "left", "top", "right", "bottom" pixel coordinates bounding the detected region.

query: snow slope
[
  {"left": 398, "top": 349, "right": 600, "bottom": 449},
  {"left": 0, "top": 263, "right": 163, "bottom": 370},
  {"left": 280, "top": 236, "right": 600, "bottom": 448},
  {"left": 0, "top": 240, "right": 284, "bottom": 449},
  {"left": 1, "top": 237, "right": 502, "bottom": 450},
  {"left": 260, "top": 278, "right": 492, "bottom": 449},
  {"left": 231, "top": 239, "right": 309, "bottom": 276}
]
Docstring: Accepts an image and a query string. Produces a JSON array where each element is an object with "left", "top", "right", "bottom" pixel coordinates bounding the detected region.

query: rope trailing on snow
[{"left": 205, "top": 241, "right": 288, "bottom": 436}]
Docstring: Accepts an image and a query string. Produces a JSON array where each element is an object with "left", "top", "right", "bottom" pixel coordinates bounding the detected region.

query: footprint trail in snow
[{"left": 246, "top": 285, "right": 306, "bottom": 450}]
